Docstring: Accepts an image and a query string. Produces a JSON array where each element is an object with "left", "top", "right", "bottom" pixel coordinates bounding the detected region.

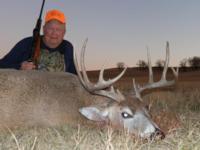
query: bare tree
[
  {"left": 179, "top": 58, "right": 188, "bottom": 71},
  {"left": 116, "top": 62, "right": 125, "bottom": 70},
  {"left": 179, "top": 58, "right": 188, "bottom": 68},
  {"left": 136, "top": 60, "right": 148, "bottom": 68},
  {"left": 188, "top": 56, "right": 200, "bottom": 69},
  {"left": 155, "top": 59, "right": 165, "bottom": 68}
]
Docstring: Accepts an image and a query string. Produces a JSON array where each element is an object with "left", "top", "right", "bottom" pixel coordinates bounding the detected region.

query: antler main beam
[
  {"left": 133, "top": 42, "right": 179, "bottom": 100},
  {"left": 74, "top": 39, "right": 127, "bottom": 102}
]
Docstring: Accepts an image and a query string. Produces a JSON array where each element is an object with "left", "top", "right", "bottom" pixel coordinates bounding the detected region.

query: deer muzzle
[{"left": 150, "top": 127, "right": 165, "bottom": 140}]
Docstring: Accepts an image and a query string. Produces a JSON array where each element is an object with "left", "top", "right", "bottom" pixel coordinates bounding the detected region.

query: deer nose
[{"left": 150, "top": 128, "right": 165, "bottom": 140}]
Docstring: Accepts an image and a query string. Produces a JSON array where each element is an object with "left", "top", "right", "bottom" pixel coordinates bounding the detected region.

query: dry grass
[{"left": 0, "top": 70, "right": 199, "bottom": 150}]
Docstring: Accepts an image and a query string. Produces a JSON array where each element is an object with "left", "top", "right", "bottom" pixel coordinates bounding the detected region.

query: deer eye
[{"left": 121, "top": 112, "right": 133, "bottom": 119}]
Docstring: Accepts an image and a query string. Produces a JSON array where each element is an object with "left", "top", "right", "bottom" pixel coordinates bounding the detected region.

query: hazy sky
[{"left": 0, "top": 0, "right": 200, "bottom": 70}]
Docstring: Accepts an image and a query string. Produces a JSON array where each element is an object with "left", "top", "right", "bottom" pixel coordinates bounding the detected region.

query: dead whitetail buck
[{"left": 0, "top": 40, "right": 178, "bottom": 139}]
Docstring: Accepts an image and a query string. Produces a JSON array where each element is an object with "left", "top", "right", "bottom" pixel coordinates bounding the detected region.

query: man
[{"left": 0, "top": 9, "right": 77, "bottom": 74}]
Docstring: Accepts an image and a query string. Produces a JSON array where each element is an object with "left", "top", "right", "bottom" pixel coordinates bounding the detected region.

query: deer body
[
  {"left": 0, "top": 69, "right": 161, "bottom": 138},
  {"left": 0, "top": 41, "right": 178, "bottom": 139},
  {"left": 0, "top": 69, "right": 92, "bottom": 127}
]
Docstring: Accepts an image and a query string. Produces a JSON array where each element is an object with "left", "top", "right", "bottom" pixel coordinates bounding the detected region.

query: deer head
[{"left": 74, "top": 40, "right": 178, "bottom": 139}]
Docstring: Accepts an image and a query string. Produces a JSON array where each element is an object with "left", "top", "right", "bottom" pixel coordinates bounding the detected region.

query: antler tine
[
  {"left": 147, "top": 46, "right": 153, "bottom": 84},
  {"left": 171, "top": 67, "right": 179, "bottom": 79},
  {"left": 134, "top": 42, "right": 178, "bottom": 95},
  {"left": 132, "top": 78, "right": 143, "bottom": 101},
  {"left": 73, "top": 41, "right": 85, "bottom": 86},
  {"left": 74, "top": 38, "right": 127, "bottom": 101},
  {"left": 95, "top": 66, "right": 127, "bottom": 90},
  {"left": 161, "top": 41, "right": 170, "bottom": 81},
  {"left": 74, "top": 38, "right": 96, "bottom": 90},
  {"left": 80, "top": 38, "right": 93, "bottom": 89},
  {"left": 95, "top": 85, "right": 125, "bottom": 102}
]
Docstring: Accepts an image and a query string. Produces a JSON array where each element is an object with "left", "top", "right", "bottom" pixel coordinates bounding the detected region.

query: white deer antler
[
  {"left": 74, "top": 39, "right": 127, "bottom": 102},
  {"left": 133, "top": 42, "right": 179, "bottom": 100}
]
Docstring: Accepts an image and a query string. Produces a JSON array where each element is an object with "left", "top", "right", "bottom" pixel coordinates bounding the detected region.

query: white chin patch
[{"left": 140, "top": 125, "right": 156, "bottom": 138}]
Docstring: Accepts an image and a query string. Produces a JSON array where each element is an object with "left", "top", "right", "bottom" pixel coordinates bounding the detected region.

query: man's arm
[
  {"left": 0, "top": 37, "right": 33, "bottom": 69},
  {"left": 63, "top": 41, "right": 77, "bottom": 75}
]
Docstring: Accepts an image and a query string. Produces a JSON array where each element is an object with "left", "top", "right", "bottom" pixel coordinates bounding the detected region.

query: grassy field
[{"left": 0, "top": 69, "right": 200, "bottom": 150}]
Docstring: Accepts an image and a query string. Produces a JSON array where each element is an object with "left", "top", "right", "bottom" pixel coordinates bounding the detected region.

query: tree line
[{"left": 117, "top": 56, "right": 200, "bottom": 70}]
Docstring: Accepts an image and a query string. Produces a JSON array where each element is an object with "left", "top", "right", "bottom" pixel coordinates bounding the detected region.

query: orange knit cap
[{"left": 45, "top": 9, "right": 66, "bottom": 24}]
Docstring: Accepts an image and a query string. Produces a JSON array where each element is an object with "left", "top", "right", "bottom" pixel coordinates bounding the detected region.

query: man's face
[{"left": 43, "top": 20, "right": 66, "bottom": 48}]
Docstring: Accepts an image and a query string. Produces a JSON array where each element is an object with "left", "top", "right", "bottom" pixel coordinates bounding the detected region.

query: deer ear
[{"left": 79, "top": 106, "right": 109, "bottom": 122}]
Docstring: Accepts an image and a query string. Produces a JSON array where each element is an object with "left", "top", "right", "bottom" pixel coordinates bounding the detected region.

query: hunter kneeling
[{"left": 0, "top": 9, "right": 76, "bottom": 74}]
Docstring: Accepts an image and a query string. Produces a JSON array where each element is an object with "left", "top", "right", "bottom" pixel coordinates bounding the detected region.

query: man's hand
[{"left": 20, "top": 61, "right": 36, "bottom": 70}]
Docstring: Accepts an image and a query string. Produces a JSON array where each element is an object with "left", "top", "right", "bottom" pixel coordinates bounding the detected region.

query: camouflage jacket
[{"left": 38, "top": 48, "right": 65, "bottom": 72}]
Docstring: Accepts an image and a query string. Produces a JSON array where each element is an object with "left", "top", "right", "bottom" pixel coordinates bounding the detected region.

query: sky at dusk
[{"left": 0, "top": 0, "right": 200, "bottom": 70}]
